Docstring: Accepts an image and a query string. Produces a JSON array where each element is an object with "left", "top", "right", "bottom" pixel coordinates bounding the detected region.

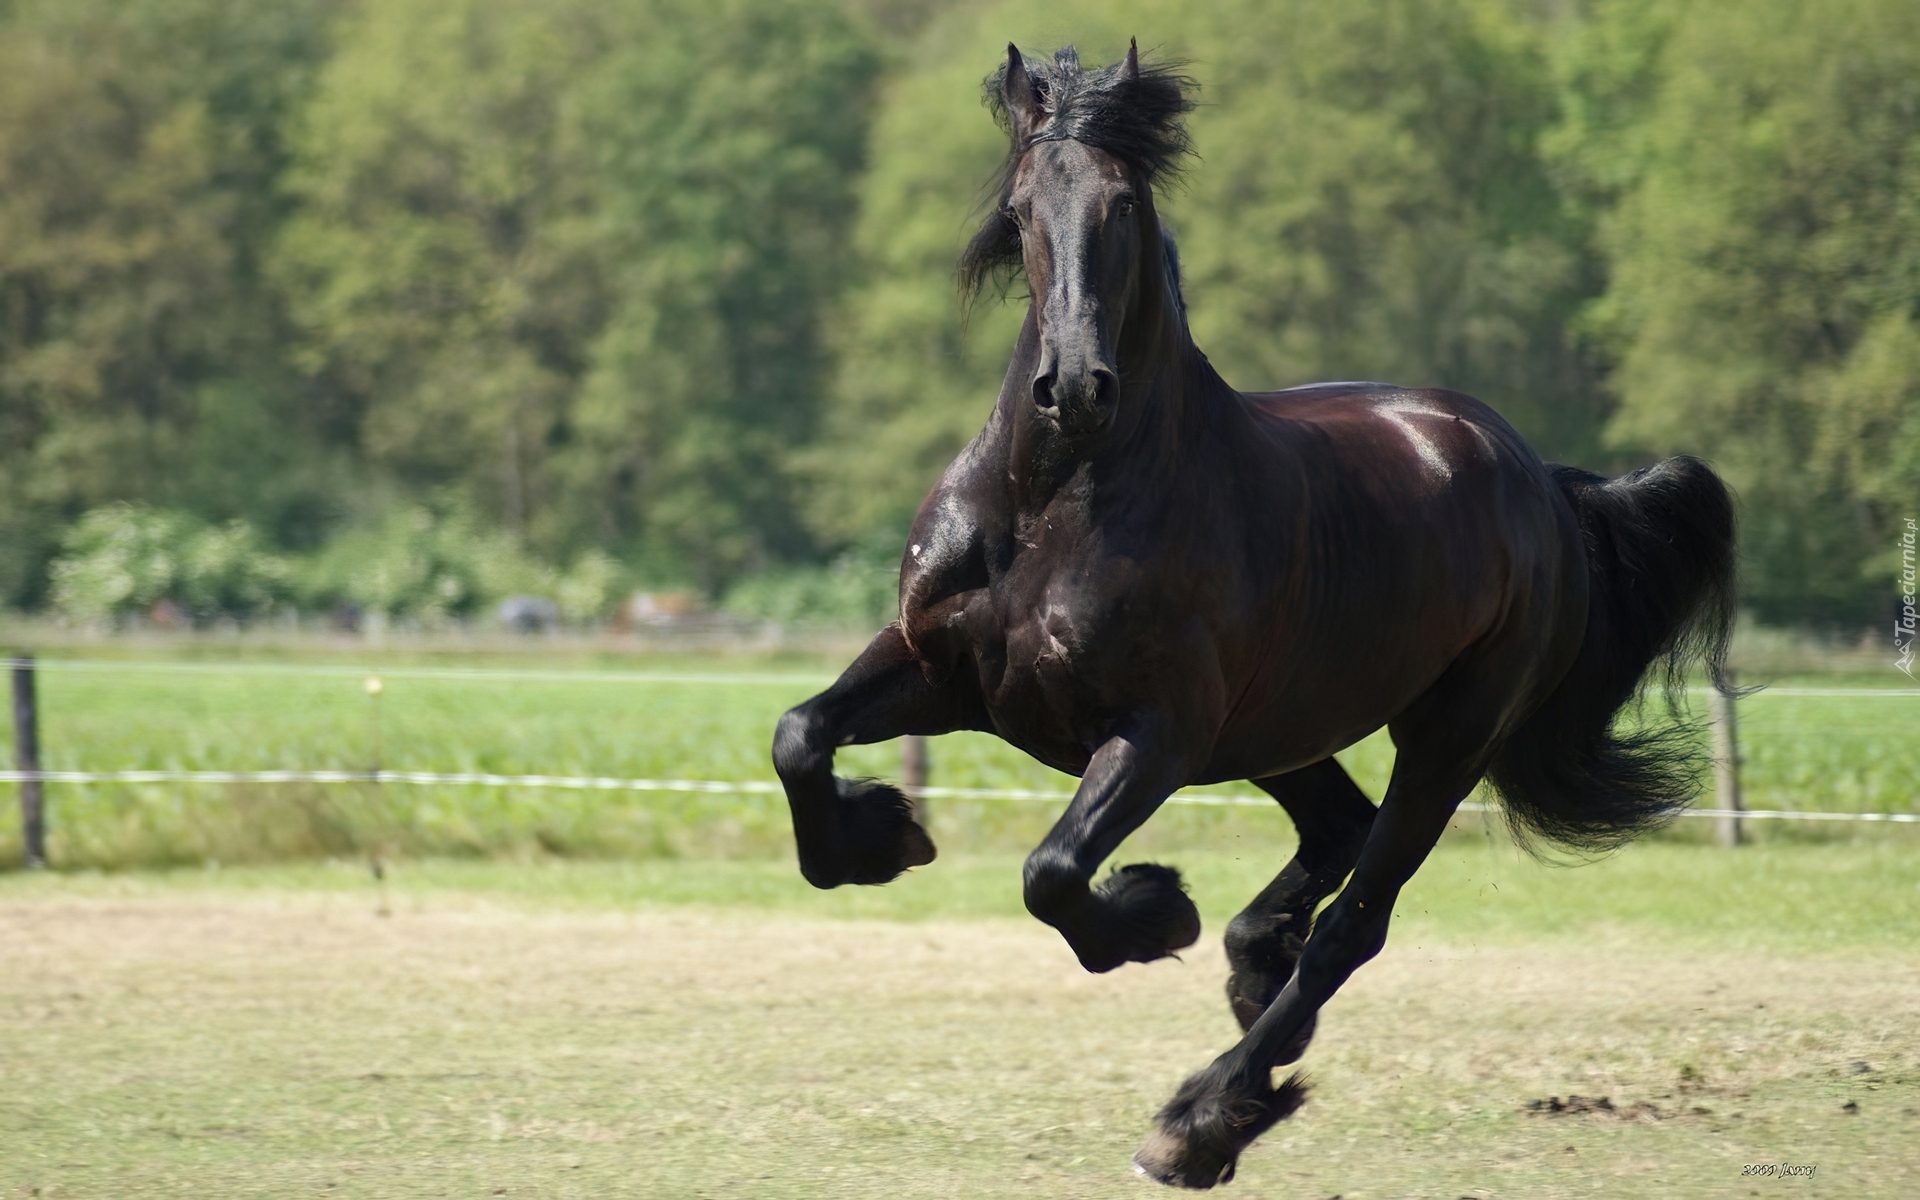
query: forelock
[
  {"left": 960, "top": 45, "right": 1196, "bottom": 301},
  {"left": 986, "top": 45, "right": 1195, "bottom": 183}
]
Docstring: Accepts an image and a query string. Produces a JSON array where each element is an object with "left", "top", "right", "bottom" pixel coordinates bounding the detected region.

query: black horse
[{"left": 773, "top": 43, "right": 1735, "bottom": 1188}]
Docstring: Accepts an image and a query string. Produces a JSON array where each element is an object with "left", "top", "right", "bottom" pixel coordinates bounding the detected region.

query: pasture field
[
  {"left": 2, "top": 843, "right": 1918, "bottom": 1199},
  {"left": 0, "top": 637, "right": 1914, "bottom": 868}
]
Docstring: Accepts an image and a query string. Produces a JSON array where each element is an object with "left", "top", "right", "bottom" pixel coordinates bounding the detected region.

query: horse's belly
[
  {"left": 1196, "top": 626, "right": 1476, "bottom": 783},
  {"left": 1197, "top": 702, "right": 1386, "bottom": 784}
]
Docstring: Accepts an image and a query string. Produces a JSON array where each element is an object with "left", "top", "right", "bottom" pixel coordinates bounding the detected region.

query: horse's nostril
[
  {"left": 1032, "top": 372, "right": 1057, "bottom": 410},
  {"left": 1092, "top": 369, "right": 1118, "bottom": 409}
]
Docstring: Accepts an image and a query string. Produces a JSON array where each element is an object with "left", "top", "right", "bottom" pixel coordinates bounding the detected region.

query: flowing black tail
[{"left": 1486, "top": 456, "right": 1737, "bottom": 853}]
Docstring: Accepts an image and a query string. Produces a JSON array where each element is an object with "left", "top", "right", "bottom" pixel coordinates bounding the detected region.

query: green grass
[
  {"left": 5, "top": 640, "right": 1912, "bottom": 1197},
  {"left": 0, "top": 641, "right": 1913, "bottom": 868},
  {"left": 8, "top": 838, "right": 1917, "bottom": 955}
]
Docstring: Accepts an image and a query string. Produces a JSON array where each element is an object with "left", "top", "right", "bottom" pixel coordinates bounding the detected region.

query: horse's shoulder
[{"left": 899, "top": 464, "right": 1003, "bottom": 652}]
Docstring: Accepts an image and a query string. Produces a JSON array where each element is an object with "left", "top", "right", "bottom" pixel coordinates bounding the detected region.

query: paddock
[{"left": 3, "top": 847, "right": 1915, "bottom": 1198}]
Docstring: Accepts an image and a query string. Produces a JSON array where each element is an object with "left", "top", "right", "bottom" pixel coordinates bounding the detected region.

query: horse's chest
[
  {"left": 1001, "top": 594, "right": 1100, "bottom": 685},
  {"left": 970, "top": 556, "right": 1148, "bottom": 761}
]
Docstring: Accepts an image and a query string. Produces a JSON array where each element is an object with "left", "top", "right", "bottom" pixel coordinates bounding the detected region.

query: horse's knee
[
  {"left": 772, "top": 705, "right": 829, "bottom": 781},
  {"left": 1223, "top": 905, "right": 1294, "bottom": 966},
  {"left": 1224, "top": 902, "right": 1310, "bottom": 1032}
]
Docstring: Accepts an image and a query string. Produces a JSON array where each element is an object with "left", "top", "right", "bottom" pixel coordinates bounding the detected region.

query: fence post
[
  {"left": 1709, "top": 677, "right": 1742, "bottom": 847},
  {"left": 901, "top": 734, "right": 929, "bottom": 823},
  {"left": 11, "top": 654, "right": 45, "bottom": 868}
]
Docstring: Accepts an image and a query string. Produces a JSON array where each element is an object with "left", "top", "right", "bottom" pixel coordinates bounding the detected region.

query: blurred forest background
[{"left": 1, "top": 0, "right": 1914, "bottom": 633}]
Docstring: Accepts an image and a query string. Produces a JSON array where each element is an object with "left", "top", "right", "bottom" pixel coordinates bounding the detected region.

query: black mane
[{"left": 959, "top": 46, "right": 1196, "bottom": 299}]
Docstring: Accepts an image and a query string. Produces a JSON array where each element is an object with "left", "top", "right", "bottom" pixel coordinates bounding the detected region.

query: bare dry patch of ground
[{"left": 2, "top": 890, "right": 1915, "bottom": 1199}]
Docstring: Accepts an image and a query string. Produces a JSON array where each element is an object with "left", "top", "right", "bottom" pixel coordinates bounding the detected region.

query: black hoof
[
  {"left": 1133, "top": 1069, "right": 1308, "bottom": 1188},
  {"left": 797, "top": 778, "right": 936, "bottom": 888},
  {"left": 1071, "top": 863, "right": 1202, "bottom": 973}
]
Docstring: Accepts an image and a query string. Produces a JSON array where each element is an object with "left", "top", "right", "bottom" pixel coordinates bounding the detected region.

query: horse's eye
[{"left": 1117, "top": 196, "right": 1137, "bottom": 216}]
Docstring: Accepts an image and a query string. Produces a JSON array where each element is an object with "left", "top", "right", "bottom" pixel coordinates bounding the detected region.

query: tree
[
  {"left": 273, "top": 0, "right": 612, "bottom": 549},
  {"left": 1563, "top": 0, "right": 1920, "bottom": 624},
  {"left": 0, "top": 0, "right": 343, "bottom": 606},
  {"left": 563, "top": 0, "right": 879, "bottom": 585},
  {"left": 276, "top": 0, "right": 877, "bottom": 588}
]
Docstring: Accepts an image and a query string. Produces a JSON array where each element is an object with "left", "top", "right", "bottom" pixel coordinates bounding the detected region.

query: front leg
[
  {"left": 772, "top": 623, "right": 981, "bottom": 888},
  {"left": 1022, "top": 712, "right": 1204, "bottom": 973}
]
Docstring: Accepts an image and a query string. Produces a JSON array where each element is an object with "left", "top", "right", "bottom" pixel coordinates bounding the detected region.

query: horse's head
[{"left": 962, "top": 43, "right": 1194, "bottom": 439}]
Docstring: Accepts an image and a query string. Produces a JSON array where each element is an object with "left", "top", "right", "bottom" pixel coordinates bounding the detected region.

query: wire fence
[
  {"left": 7, "top": 653, "right": 1919, "bottom": 867},
  {"left": 23, "top": 656, "right": 1918, "bottom": 695},
  {"left": 1, "top": 767, "right": 1915, "bottom": 822}
]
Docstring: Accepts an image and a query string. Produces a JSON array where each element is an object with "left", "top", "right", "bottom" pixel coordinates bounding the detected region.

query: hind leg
[
  {"left": 1224, "top": 760, "right": 1377, "bottom": 1048},
  {"left": 773, "top": 624, "right": 984, "bottom": 888},
  {"left": 1136, "top": 671, "right": 1520, "bottom": 1188},
  {"left": 1137, "top": 757, "right": 1474, "bottom": 1187}
]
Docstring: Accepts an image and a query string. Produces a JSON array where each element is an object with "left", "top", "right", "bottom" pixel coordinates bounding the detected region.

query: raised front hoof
[
  {"left": 1132, "top": 1069, "right": 1309, "bottom": 1189},
  {"left": 1072, "top": 863, "right": 1202, "bottom": 974},
  {"left": 797, "top": 778, "right": 936, "bottom": 888}
]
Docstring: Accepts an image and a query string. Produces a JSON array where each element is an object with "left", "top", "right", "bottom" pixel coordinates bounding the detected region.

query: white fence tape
[
  {"left": 25, "top": 659, "right": 1920, "bottom": 697},
  {"left": 32, "top": 659, "right": 830, "bottom": 686},
  {"left": 1, "top": 769, "right": 1912, "bottom": 822}
]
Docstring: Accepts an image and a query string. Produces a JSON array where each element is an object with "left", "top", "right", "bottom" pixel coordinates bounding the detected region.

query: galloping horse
[{"left": 773, "top": 43, "right": 1735, "bottom": 1188}]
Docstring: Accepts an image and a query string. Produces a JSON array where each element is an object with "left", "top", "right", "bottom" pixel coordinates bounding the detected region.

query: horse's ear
[
  {"left": 1120, "top": 38, "right": 1140, "bottom": 83},
  {"left": 1003, "top": 43, "right": 1043, "bottom": 141}
]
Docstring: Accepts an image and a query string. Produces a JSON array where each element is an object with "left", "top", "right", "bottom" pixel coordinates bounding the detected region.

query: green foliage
[
  {"left": 0, "top": 0, "right": 1913, "bottom": 626},
  {"left": 48, "top": 505, "right": 293, "bottom": 624},
  {"left": 46, "top": 500, "right": 627, "bottom": 628},
  {"left": 721, "top": 554, "right": 900, "bottom": 630},
  {"left": 271, "top": 0, "right": 611, "bottom": 550},
  {"left": 564, "top": 0, "right": 880, "bottom": 584},
  {"left": 0, "top": 0, "right": 348, "bottom": 607},
  {"left": 300, "top": 507, "right": 536, "bottom": 623},
  {"left": 276, "top": 0, "right": 878, "bottom": 586},
  {"left": 1175, "top": 1, "right": 1603, "bottom": 456},
  {"left": 798, "top": 18, "right": 1027, "bottom": 545},
  {"left": 1559, "top": 0, "right": 1920, "bottom": 624},
  {"left": 299, "top": 505, "right": 625, "bottom": 624}
]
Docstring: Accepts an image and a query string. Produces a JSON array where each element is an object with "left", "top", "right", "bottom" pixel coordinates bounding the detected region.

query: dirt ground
[{"left": 2, "top": 890, "right": 1916, "bottom": 1199}]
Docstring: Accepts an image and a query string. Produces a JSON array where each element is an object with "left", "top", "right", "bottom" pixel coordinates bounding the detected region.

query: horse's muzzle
[{"left": 1033, "top": 365, "right": 1117, "bottom": 435}]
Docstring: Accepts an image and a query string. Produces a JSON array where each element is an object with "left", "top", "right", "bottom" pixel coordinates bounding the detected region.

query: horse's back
[
  {"left": 1234, "top": 381, "right": 1556, "bottom": 532},
  {"left": 1244, "top": 381, "right": 1528, "bottom": 460}
]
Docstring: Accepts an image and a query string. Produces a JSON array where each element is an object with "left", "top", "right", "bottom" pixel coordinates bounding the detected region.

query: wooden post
[
  {"left": 900, "top": 734, "right": 929, "bottom": 823},
  {"left": 1709, "top": 677, "right": 1742, "bottom": 847},
  {"left": 11, "top": 654, "right": 45, "bottom": 868}
]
